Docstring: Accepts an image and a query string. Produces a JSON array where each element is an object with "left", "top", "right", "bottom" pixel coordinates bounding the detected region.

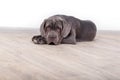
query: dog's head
[{"left": 40, "top": 16, "right": 71, "bottom": 45}]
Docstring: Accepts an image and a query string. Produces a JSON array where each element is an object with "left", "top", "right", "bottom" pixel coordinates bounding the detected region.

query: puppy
[{"left": 32, "top": 15, "right": 97, "bottom": 45}]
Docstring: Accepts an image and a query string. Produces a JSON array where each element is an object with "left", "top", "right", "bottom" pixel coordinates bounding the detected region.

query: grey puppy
[{"left": 32, "top": 15, "right": 97, "bottom": 45}]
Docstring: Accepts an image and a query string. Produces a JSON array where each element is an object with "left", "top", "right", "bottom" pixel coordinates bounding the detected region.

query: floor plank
[{"left": 0, "top": 28, "right": 120, "bottom": 80}]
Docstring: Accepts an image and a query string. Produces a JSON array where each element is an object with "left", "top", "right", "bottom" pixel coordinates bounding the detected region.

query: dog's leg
[
  {"left": 32, "top": 35, "right": 46, "bottom": 44},
  {"left": 61, "top": 29, "right": 76, "bottom": 44},
  {"left": 62, "top": 37, "right": 76, "bottom": 44}
]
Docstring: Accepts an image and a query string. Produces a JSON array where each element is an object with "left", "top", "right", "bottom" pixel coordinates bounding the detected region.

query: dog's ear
[
  {"left": 40, "top": 19, "right": 46, "bottom": 37},
  {"left": 61, "top": 20, "right": 72, "bottom": 38}
]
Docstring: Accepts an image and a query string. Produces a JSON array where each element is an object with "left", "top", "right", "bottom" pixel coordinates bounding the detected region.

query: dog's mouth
[{"left": 49, "top": 42, "right": 55, "bottom": 45}]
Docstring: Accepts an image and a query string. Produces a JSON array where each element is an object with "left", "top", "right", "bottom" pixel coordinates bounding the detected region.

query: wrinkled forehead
[{"left": 45, "top": 19, "right": 63, "bottom": 29}]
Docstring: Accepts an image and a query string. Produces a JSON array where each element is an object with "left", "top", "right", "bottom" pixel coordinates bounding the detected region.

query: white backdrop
[{"left": 0, "top": 0, "right": 120, "bottom": 30}]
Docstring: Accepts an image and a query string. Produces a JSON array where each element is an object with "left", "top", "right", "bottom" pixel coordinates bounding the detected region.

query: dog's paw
[{"left": 32, "top": 35, "right": 46, "bottom": 44}]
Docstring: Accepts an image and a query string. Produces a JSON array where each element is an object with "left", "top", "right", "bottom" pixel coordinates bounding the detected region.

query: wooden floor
[{"left": 0, "top": 28, "right": 120, "bottom": 80}]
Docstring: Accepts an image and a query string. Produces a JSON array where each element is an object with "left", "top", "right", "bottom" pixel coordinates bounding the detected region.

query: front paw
[{"left": 32, "top": 35, "right": 46, "bottom": 44}]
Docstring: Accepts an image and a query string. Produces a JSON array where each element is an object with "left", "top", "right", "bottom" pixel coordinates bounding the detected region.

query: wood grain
[{"left": 0, "top": 28, "right": 120, "bottom": 80}]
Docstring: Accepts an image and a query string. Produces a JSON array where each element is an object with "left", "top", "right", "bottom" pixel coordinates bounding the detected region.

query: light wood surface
[{"left": 0, "top": 28, "right": 120, "bottom": 80}]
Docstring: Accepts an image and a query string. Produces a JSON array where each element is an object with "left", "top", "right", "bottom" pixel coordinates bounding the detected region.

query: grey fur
[{"left": 32, "top": 15, "right": 97, "bottom": 45}]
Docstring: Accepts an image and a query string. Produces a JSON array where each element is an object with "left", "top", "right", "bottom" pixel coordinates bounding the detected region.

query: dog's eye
[
  {"left": 56, "top": 28, "right": 61, "bottom": 32},
  {"left": 46, "top": 27, "right": 51, "bottom": 31}
]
